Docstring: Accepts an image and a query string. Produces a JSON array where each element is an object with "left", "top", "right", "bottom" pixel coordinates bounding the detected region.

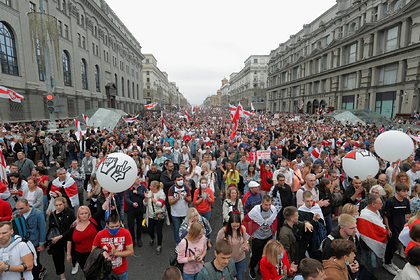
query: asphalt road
[{"left": 39, "top": 167, "right": 403, "bottom": 280}]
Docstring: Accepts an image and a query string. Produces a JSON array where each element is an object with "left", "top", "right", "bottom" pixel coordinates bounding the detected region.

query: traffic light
[{"left": 46, "top": 94, "right": 54, "bottom": 113}]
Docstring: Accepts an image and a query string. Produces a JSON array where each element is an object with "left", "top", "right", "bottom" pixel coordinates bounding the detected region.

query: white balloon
[
  {"left": 342, "top": 149, "right": 379, "bottom": 181},
  {"left": 96, "top": 153, "right": 137, "bottom": 193},
  {"left": 374, "top": 131, "right": 414, "bottom": 162}
]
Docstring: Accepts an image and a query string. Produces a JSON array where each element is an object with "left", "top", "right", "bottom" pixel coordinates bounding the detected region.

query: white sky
[{"left": 105, "top": 0, "right": 337, "bottom": 105}]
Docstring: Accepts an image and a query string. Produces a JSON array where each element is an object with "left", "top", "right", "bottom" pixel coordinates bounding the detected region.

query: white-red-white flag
[
  {"left": 123, "top": 115, "right": 138, "bottom": 123},
  {"left": 0, "top": 147, "right": 8, "bottom": 187},
  {"left": 357, "top": 208, "right": 387, "bottom": 258},
  {"left": 191, "top": 106, "right": 196, "bottom": 115},
  {"left": 145, "top": 102, "right": 158, "bottom": 110},
  {"left": 229, "top": 104, "right": 237, "bottom": 119},
  {"left": 161, "top": 111, "right": 167, "bottom": 139},
  {"left": 82, "top": 114, "right": 89, "bottom": 128},
  {"left": 172, "top": 103, "right": 177, "bottom": 108},
  {"left": 74, "top": 119, "right": 82, "bottom": 139},
  {"left": 184, "top": 112, "right": 190, "bottom": 122},
  {"left": 251, "top": 103, "right": 255, "bottom": 114},
  {"left": 410, "top": 135, "right": 420, "bottom": 142},
  {"left": 50, "top": 175, "right": 79, "bottom": 208},
  {"left": 0, "top": 86, "right": 24, "bottom": 103}
]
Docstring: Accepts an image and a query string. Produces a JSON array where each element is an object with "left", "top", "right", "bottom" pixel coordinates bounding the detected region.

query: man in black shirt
[{"left": 145, "top": 163, "right": 162, "bottom": 188}]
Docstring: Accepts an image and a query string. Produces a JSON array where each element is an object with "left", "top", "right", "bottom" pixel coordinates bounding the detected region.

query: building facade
[
  {"left": 267, "top": 0, "right": 420, "bottom": 118},
  {"left": 220, "top": 78, "right": 230, "bottom": 108},
  {"left": 0, "top": 0, "right": 146, "bottom": 122},
  {"left": 142, "top": 54, "right": 187, "bottom": 108},
  {"left": 229, "top": 55, "right": 269, "bottom": 111}
]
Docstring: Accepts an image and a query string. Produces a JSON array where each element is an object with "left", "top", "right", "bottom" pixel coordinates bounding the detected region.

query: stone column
[
  {"left": 411, "top": 13, "right": 420, "bottom": 44},
  {"left": 377, "top": 3, "right": 384, "bottom": 21},
  {"left": 371, "top": 67, "right": 378, "bottom": 86},
  {"left": 357, "top": 38, "right": 364, "bottom": 61},
  {"left": 397, "top": 60, "right": 407, "bottom": 83},
  {"left": 400, "top": 19, "right": 410, "bottom": 48},
  {"left": 340, "top": 47, "right": 345, "bottom": 66},
  {"left": 372, "top": 32, "right": 380, "bottom": 56}
]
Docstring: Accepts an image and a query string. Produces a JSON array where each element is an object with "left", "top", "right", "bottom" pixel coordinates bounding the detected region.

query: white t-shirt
[
  {"left": 169, "top": 186, "right": 190, "bottom": 217},
  {"left": 405, "top": 169, "right": 419, "bottom": 195},
  {"left": 26, "top": 190, "right": 36, "bottom": 206},
  {"left": 0, "top": 241, "right": 33, "bottom": 280},
  {"left": 295, "top": 185, "right": 320, "bottom": 208},
  {"left": 272, "top": 170, "right": 293, "bottom": 185}
]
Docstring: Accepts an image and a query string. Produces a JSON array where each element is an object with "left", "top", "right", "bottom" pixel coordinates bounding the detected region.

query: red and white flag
[
  {"left": 184, "top": 112, "right": 190, "bottom": 122},
  {"left": 172, "top": 103, "right": 177, "bottom": 108},
  {"left": 229, "top": 104, "right": 237, "bottom": 119},
  {"left": 230, "top": 104, "right": 241, "bottom": 145},
  {"left": 82, "top": 114, "right": 89, "bottom": 128},
  {"left": 354, "top": 141, "right": 360, "bottom": 147},
  {"left": 0, "top": 86, "right": 24, "bottom": 103},
  {"left": 191, "top": 106, "right": 196, "bottom": 115},
  {"left": 357, "top": 208, "right": 387, "bottom": 258},
  {"left": 50, "top": 175, "right": 79, "bottom": 208},
  {"left": 145, "top": 102, "right": 158, "bottom": 110},
  {"left": 123, "top": 115, "right": 138, "bottom": 123},
  {"left": 311, "top": 147, "right": 322, "bottom": 160},
  {"left": 299, "top": 101, "right": 304, "bottom": 110},
  {"left": 302, "top": 140, "right": 308, "bottom": 147},
  {"left": 74, "top": 119, "right": 82, "bottom": 138},
  {"left": 341, "top": 142, "right": 349, "bottom": 149},
  {"left": 243, "top": 110, "right": 251, "bottom": 119},
  {"left": 251, "top": 103, "right": 255, "bottom": 114},
  {"left": 337, "top": 138, "right": 343, "bottom": 146},
  {"left": 0, "top": 147, "right": 8, "bottom": 187},
  {"left": 243, "top": 205, "right": 278, "bottom": 239},
  {"left": 410, "top": 135, "right": 420, "bottom": 142}
]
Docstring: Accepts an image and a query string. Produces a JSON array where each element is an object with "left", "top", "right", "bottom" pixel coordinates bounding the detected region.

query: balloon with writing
[
  {"left": 342, "top": 149, "right": 379, "bottom": 181},
  {"left": 374, "top": 131, "right": 414, "bottom": 162},
  {"left": 96, "top": 153, "right": 137, "bottom": 192}
]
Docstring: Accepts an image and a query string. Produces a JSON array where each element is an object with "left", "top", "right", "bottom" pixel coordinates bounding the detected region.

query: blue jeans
[
  {"left": 172, "top": 216, "right": 185, "bottom": 244},
  {"left": 182, "top": 272, "right": 198, "bottom": 280},
  {"left": 79, "top": 150, "right": 84, "bottom": 159},
  {"left": 324, "top": 213, "right": 333, "bottom": 235},
  {"left": 199, "top": 211, "right": 211, "bottom": 223},
  {"left": 69, "top": 152, "right": 78, "bottom": 162},
  {"left": 43, "top": 195, "right": 48, "bottom": 220},
  {"left": 115, "top": 192, "right": 125, "bottom": 225},
  {"left": 42, "top": 152, "right": 50, "bottom": 166},
  {"left": 235, "top": 258, "right": 246, "bottom": 280},
  {"left": 24, "top": 145, "right": 28, "bottom": 158}
]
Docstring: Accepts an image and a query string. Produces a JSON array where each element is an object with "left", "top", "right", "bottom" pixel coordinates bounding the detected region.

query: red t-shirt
[
  {"left": 37, "top": 175, "right": 49, "bottom": 195},
  {"left": 405, "top": 240, "right": 418, "bottom": 258},
  {"left": 93, "top": 228, "right": 133, "bottom": 275},
  {"left": 73, "top": 223, "right": 97, "bottom": 253}
]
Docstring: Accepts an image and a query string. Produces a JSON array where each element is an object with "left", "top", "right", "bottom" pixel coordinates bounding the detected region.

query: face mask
[
  {"left": 278, "top": 251, "right": 284, "bottom": 260},
  {"left": 108, "top": 227, "right": 120, "bottom": 236},
  {"left": 176, "top": 180, "right": 184, "bottom": 186},
  {"left": 344, "top": 257, "right": 350, "bottom": 266},
  {"left": 201, "top": 184, "right": 207, "bottom": 189},
  {"left": 280, "top": 167, "right": 286, "bottom": 172}
]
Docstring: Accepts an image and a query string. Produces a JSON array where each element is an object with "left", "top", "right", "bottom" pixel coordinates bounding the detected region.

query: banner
[{"left": 257, "top": 150, "right": 270, "bottom": 160}]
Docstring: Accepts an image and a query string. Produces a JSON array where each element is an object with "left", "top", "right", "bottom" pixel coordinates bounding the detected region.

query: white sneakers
[
  {"left": 71, "top": 263, "right": 79, "bottom": 275},
  {"left": 383, "top": 262, "right": 402, "bottom": 276}
]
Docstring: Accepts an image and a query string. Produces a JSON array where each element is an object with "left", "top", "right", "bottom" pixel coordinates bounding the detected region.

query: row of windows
[
  {"left": 113, "top": 74, "right": 140, "bottom": 99},
  {"left": 270, "top": 63, "right": 399, "bottom": 99}
]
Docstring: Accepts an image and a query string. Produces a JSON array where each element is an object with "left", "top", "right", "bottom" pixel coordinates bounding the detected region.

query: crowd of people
[{"left": 0, "top": 107, "right": 420, "bottom": 280}]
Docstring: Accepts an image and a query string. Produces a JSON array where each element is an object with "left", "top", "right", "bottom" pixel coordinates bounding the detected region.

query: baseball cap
[
  {"left": 297, "top": 154, "right": 302, "bottom": 157},
  {"left": 249, "top": 181, "right": 260, "bottom": 188}
]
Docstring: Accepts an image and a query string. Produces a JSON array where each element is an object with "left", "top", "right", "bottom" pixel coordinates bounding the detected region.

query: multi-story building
[
  {"left": 220, "top": 78, "right": 230, "bottom": 108},
  {"left": 142, "top": 53, "right": 187, "bottom": 108},
  {"left": 0, "top": 0, "right": 145, "bottom": 122},
  {"left": 229, "top": 55, "right": 269, "bottom": 111},
  {"left": 203, "top": 96, "right": 211, "bottom": 107},
  {"left": 267, "top": 0, "right": 420, "bottom": 118}
]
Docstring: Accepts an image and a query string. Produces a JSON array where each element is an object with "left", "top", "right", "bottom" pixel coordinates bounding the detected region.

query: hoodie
[{"left": 323, "top": 257, "right": 349, "bottom": 280}]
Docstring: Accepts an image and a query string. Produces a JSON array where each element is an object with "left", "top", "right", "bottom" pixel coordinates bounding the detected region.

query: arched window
[
  {"left": 80, "top": 15, "right": 84, "bottom": 27},
  {"left": 0, "top": 22, "right": 19, "bottom": 76},
  {"left": 393, "top": 0, "right": 402, "bottom": 11},
  {"left": 36, "top": 40, "right": 44, "bottom": 81},
  {"left": 127, "top": 80, "right": 130, "bottom": 98},
  {"left": 95, "top": 65, "right": 100, "bottom": 92},
  {"left": 114, "top": 74, "right": 118, "bottom": 95},
  {"left": 62, "top": 50, "right": 71, "bottom": 86},
  {"left": 62, "top": 0, "right": 66, "bottom": 13},
  {"left": 132, "top": 82, "right": 135, "bottom": 99},
  {"left": 137, "top": 84, "right": 139, "bottom": 99},
  {"left": 94, "top": 26, "right": 97, "bottom": 37},
  {"left": 81, "top": 59, "right": 88, "bottom": 89},
  {"left": 121, "top": 77, "right": 125, "bottom": 96}
]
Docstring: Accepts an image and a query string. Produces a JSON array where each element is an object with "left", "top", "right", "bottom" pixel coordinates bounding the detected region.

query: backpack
[
  {"left": 319, "top": 234, "right": 335, "bottom": 253},
  {"left": 169, "top": 238, "right": 190, "bottom": 272},
  {"left": 203, "top": 259, "right": 235, "bottom": 280},
  {"left": 225, "top": 199, "right": 240, "bottom": 217},
  {"left": 171, "top": 184, "right": 188, "bottom": 197},
  {"left": 4, "top": 235, "right": 38, "bottom": 269},
  {"left": 292, "top": 187, "right": 319, "bottom": 207},
  {"left": 312, "top": 221, "right": 327, "bottom": 253},
  {"left": 12, "top": 216, "right": 28, "bottom": 239}
]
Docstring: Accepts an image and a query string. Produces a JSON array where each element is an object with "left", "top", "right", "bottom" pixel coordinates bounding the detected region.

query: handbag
[
  {"left": 151, "top": 198, "right": 167, "bottom": 221},
  {"left": 47, "top": 212, "right": 62, "bottom": 242},
  {"left": 169, "top": 239, "right": 190, "bottom": 272}
]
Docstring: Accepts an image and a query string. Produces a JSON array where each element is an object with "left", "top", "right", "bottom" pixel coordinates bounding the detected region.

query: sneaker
[
  {"left": 38, "top": 269, "right": 47, "bottom": 280},
  {"left": 71, "top": 263, "right": 79, "bottom": 275},
  {"left": 399, "top": 249, "right": 406, "bottom": 259},
  {"left": 137, "top": 239, "right": 143, "bottom": 247},
  {"left": 249, "top": 268, "right": 256, "bottom": 280},
  {"left": 383, "top": 263, "right": 398, "bottom": 276},
  {"left": 149, "top": 239, "right": 154, "bottom": 245},
  {"left": 391, "top": 262, "right": 402, "bottom": 272},
  {"left": 156, "top": 246, "right": 162, "bottom": 255}
]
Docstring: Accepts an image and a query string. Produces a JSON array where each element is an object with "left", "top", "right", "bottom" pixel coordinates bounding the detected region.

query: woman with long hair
[
  {"left": 177, "top": 222, "right": 207, "bottom": 280},
  {"left": 187, "top": 158, "right": 202, "bottom": 190},
  {"left": 7, "top": 172, "right": 28, "bottom": 209},
  {"left": 318, "top": 178, "right": 334, "bottom": 234},
  {"left": 199, "top": 162, "right": 215, "bottom": 193},
  {"left": 302, "top": 160, "right": 313, "bottom": 181},
  {"left": 259, "top": 162, "right": 273, "bottom": 197},
  {"left": 325, "top": 149, "right": 336, "bottom": 167},
  {"left": 48, "top": 197, "right": 76, "bottom": 280},
  {"left": 193, "top": 177, "right": 214, "bottom": 222},
  {"left": 260, "top": 239, "right": 297, "bottom": 280},
  {"left": 222, "top": 187, "right": 244, "bottom": 224},
  {"left": 216, "top": 213, "right": 249, "bottom": 280},
  {"left": 290, "top": 161, "right": 304, "bottom": 193},
  {"left": 244, "top": 164, "right": 260, "bottom": 195},
  {"left": 179, "top": 208, "right": 212, "bottom": 249},
  {"left": 66, "top": 205, "right": 102, "bottom": 276},
  {"left": 87, "top": 173, "right": 102, "bottom": 214},
  {"left": 144, "top": 181, "right": 169, "bottom": 255},
  {"left": 410, "top": 184, "right": 420, "bottom": 216},
  {"left": 223, "top": 161, "right": 240, "bottom": 188}
]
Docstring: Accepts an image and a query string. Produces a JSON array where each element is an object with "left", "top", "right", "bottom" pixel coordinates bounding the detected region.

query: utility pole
[{"left": 39, "top": 0, "right": 58, "bottom": 130}]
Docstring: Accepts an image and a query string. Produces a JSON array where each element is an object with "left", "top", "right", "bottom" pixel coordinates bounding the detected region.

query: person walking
[{"left": 125, "top": 176, "right": 147, "bottom": 247}]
